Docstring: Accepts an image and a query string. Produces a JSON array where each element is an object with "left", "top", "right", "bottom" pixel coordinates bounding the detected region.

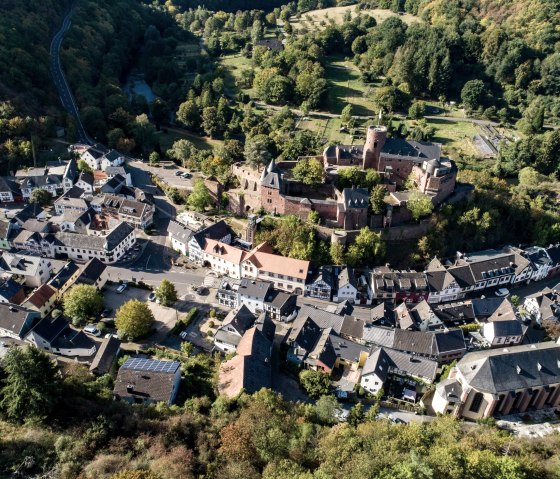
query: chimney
[{"left": 126, "top": 384, "right": 134, "bottom": 393}]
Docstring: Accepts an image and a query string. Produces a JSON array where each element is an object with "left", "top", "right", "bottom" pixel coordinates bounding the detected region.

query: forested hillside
[{"left": 0, "top": 0, "right": 70, "bottom": 114}]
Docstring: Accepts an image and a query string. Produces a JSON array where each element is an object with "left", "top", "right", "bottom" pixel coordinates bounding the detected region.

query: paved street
[{"left": 50, "top": 0, "right": 92, "bottom": 144}]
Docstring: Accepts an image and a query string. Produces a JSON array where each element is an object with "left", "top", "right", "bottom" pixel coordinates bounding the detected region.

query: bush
[
  {"left": 171, "top": 307, "right": 199, "bottom": 335},
  {"left": 209, "top": 309, "right": 216, "bottom": 318}
]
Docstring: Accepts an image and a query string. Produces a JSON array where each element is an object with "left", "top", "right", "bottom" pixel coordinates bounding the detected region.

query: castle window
[{"left": 469, "top": 392, "right": 484, "bottom": 413}]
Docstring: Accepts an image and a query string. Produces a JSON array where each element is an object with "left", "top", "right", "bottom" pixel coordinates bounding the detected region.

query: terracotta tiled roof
[{"left": 25, "top": 284, "right": 55, "bottom": 308}]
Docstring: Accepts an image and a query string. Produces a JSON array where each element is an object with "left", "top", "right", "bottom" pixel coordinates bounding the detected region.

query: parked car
[
  {"left": 84, "top": 324, "right": 102, "bottom": 337},
  {"left": 148, "top": 292, "right": 157, "bottom": 302},
  {"left": 116, "top": 283, "right": 128, "bottom": 294},
  {"left": 495, "top": 288, "right": 510, "bottom": 297},
  {"left": 101, "top": 308, "right": 112, "bottom": 318},
  {"left": 179, "top": 331, "right": 189, "bottom": 340},
  {"left": 388, "top": 413, "right": 405, "bottom": 424},
  {"left": 181, "top": 172, "right": 192, "bottom": 178},
  {"left": 175, "top": 171, "right": 183, "bottom": 176}
]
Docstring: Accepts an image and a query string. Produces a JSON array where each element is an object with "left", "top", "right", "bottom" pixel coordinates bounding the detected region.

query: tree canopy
[
  {"left": 155, "top": 279, "right": 178, "bottom": 306},
  {"left": 115, "top": 299, "right": 155, "bottom": 340},
  {"left": 63, "top": 284, "right": 104, "bottom": 326}
]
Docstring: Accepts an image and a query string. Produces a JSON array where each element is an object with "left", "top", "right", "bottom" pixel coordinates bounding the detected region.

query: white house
[
  {"left": 481, "top": 320, "right": 525, "bottom": 348},
  {"left": 360, "top": 347, "right": 438, "bottom": 395},
  {"left": 168, "top": 221, "right": 194, "bottom": 256},
  {"left": 0, "top": 303, "right": 40, "bottom": 340},
  {"left": 47, "top": 222, "right": 136, "bottom": 264},
  {"left": 214, "top": 305, "right": 256, "bottom": 353},
  {"left": 524, "top": 246, "right": 553, "bottom": 281},
  {"left": 238, "top": 279, "right": 272, "bottom": 314},
  {"left": 335, "top": 266, "right": 358, "bottom": 303},
  {"left": 0, "top": 253, "right": 53, "bottom": 287},
  {"left": 101, "top": 150, "right": 125, "bottom": 171}
]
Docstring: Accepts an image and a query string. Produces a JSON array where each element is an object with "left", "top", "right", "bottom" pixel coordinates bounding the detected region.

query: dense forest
[{"left": 1, "top": 346, "right": 560, "bottom": 479}]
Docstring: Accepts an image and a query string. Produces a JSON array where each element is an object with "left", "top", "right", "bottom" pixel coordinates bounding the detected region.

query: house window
[{"left": 469, "top": 392, "right": 484, "bottom": 413}]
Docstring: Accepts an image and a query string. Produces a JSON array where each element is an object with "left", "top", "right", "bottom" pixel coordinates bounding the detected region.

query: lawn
[
  {"left": 157, "top": 128, "right": 221, "bottom": 153},
  {"left": 289, "top": 6, "right": 420, "bottom": 33},
  {"left": 219, "top": 54, "right": 254, "bottom": 97},
  {"left": 298, "top": 116, "right": 370, "bottom": 145},
  {"left": 323, "top": 59, "right": 378, "bottom": 116}
]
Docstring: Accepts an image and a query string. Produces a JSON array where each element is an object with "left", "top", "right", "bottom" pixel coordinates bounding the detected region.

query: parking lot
[
  {"left": 103, "top": 283, "right": 181, "bottom": 347},
  {"left": 130, "top": 160, "right": 196, "bottom": 190}
]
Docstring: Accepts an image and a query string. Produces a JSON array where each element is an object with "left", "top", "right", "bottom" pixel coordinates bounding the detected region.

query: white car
[
  {"left": 116, "top": 283, "right": 128, "bottom": 294},
  {"left": 179, "top": 331, "right": 189, "bottom": 340},
  {"left": 84, "top": 324, "right": 102, "bottom": 337},
  {"left": 495, "top": 288, "right": 510, "bottom": 297}
]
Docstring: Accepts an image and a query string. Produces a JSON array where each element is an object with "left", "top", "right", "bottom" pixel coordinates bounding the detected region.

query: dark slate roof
[
  {"left": 105, "top": 166, "right": 126, "bottom": 177},
  {"left": 265, "top": 290, "right": 297, "bottom": 311},
  {"left": 292, "top": 303, "right": 346, "bottom": 334},
  {"left": 433, "top": 329, "right": 467, "bottom": 354},
  {"left": 64, "top": 157, "right": 78, "bottom": 181},
  {"left": 472, "top": 297, "right": 508, "bottom": 318},
  {"left": 364, "top": 347, "right": 438, "bottom": 382},
  {"left": 342, "top": 188, "right": 369, "bottom": 209},
  {"left": 78, "top": 171, "right": 94, "bottom": 186},
  {"left": 308, "top": 265, "right": 335, "bottom": 288},
  {"left": 329, "top": 333, "right": 368, "bottom": 363},
  {"left": 62, "top": 185, "right": 86, "bottom": 199},
  {"left": 456, "top": 342, "right": 560, "bottom": 394},
  {"left": 0, "top": 176, "right": 21, "bottom": 195},
  {"left": 338, "top": 265, "right": 358, "bottom": 289},
  {"left": 90, "top": 335, "right": 120, "bottom": 374},
  {"left": 52, "top": 329, "right": 96, "bottom": 353},
  {"left": 546, "top": 244, "right": 560, "bottom": 265},
  {"left": 381, "top": 138, "right": 441, "bottom": 160},
  {"left": 13, "top": 203, "right": 45, "bottom": 223},
  {"left": 104, "top": 150, "right": 121, "bottom": 162},
  {"left": 255, "top": 313, "right": 276, "bottom": 343},
  {"left": 433, "top": 302, "right": 475, "bottom": 323},
  {"left": 100, "top": 174, "right": 126, "bottom": 193},
  {"left": 29, "top": 315, "right": 69, "bottom": 343},
  {"left": 238, "top": 278, "right": 272, "bottom": 302},
  {"left": 340, "top": 315, "right": 364, "bottom": 339},
  {"left": 370, "top": 302, "right": 395, "bottom": 327},
  {"left": 289, "top": 316, "right": 323, "bottom": 352},
  {"left": 76, "top": 258, "right": 107, "bottom": 285},
  {"left": 114, "top": 358, "right": 180, "bottom": 403},
  {"left": 106, "top": 222, "right": 134, "bottom": 250},
  {"left": 0, "top": 303, "right": 38, "bottom": 337},
  {"left": 49, "top": 261, "right": 79, "bottom": 290},
  {"left": 0, "top": 277, "right": 23, "bottom": 301},
  {"left": 484, "top": 320, "right": 524, "bottom": 338},
  {"left": 225, "top": 305, "right": 256, "bottom": 334},
  {"left": 20, "top": 175, "right": 62, "bottom": 189},
  {"left": 192, "top": 220, "right": 234, "bottom": 248},
  {"left": 392, "top": 328, "right": 466, "bottom": 357}
]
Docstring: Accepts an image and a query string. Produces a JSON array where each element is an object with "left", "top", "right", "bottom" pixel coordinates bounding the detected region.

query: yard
[
  {"left": 156, "top": 127, "right": 221, "bottom": 152},
  {"left": 219, "top": 54, "right": 254, "bottom": 98}
]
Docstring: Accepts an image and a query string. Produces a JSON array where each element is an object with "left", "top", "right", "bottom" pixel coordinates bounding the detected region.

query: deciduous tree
[
  {"left": 115, "top": 299, "right": 155, "bottom": 340},
  {"left": 63, "top": 284, "right": 104, "bottom": 326},
  {"left": 155, "top": 279, "right": 178, "bottom": 306}
]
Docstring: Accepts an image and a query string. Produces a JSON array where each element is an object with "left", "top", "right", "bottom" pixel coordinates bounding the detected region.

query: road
[{"left": 50, "top": 0, "right": 92, "bottom": 144}]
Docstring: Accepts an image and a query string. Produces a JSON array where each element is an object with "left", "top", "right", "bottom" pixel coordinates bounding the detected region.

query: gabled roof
[
  {"left": 370, "top": 302, "right": 395, "bottom": 327},
  {"left": 0, "top": 176, "right": 21, "bottom": 195},
  {"left": 90, "top": 335, "right": 120, "bottom": 374},
  {"left": 0, "top": 277, "right": 24, "bottom": 301},
  {"left": 168, "top": 220, "right": 194, "bottom": 244},
  {"left": 24, "top": 284, "right": 56, "bottom": 309},
  {"left": 114, "top": 358, "right": 181, "bottom": 403},
  {"left": 0, "top": 303, "right": 38, "bottom": 337},
  {"left": 338, "top": 265, "right": 357, "bottom": 289},
  {"left": 243, "top": 249, "right": 309, "bottom": 280},
  {"left": 222, "top": 305, "right": 256, "bottom": 335},
  {"left": 29, "top": 314, "right": 69, "bottom": 342},
  {"left": 363, "top": 347, "right": 438, "bottom": 382},
  {"left": 13, "top": 203, "right": 45, "bottom": 224},
  {"left": 192, "top": 220, "right": 234, "bottom": 248},
  {"left": 100, "top": 174, "right": 126, "bottom": 193},
  {"left": 307, "top": 265, "right": 334, "bottom": 288},
  {"left": 483, "top": 320, "right": 524, "bottom": 338},
  {"left": 238, "top": 278, "right": 272, "bottom": 302},
  {"left": 456, "top": 342, "right": 560, "bottom": 394},
  {"left": 76, "top": 258, "right": 107, "bottom": 285},
  {"left": 49, "top": 261, "right": 79, "bottom": 290},
  {"left": 342, "top": 188, "right": 369, "bottom": 209},
  {"left": 204, "top": 239, "right": 246, "bottom": 264}
]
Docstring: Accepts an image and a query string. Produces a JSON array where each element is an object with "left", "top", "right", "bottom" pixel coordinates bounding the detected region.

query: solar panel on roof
[{"left": 122, "top": 358, "right": 179, "bottom": 373}]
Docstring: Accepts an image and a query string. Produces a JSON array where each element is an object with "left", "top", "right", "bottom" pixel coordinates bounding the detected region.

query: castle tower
[
  {"left": 362, "top": 125, "right": 387, "bottom": 170},
  {"left": 246, "top": 214, "right": 258, "bottom": 245}
]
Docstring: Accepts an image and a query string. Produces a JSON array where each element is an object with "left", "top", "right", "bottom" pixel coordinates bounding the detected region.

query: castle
[{"left": 230, "top": 125, "right": 457, "bottom": 230}]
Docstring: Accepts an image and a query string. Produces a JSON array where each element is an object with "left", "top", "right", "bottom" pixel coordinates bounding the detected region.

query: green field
[
  {"left": 289, "top": 6, "right": 420, "bottom": 33},
  {"left": 219, "top": 54, "right": 254, "bottom": 97},
  {"left": 323, "top": 59, "right": 378, "bottom": 116},
  {"left": 157, "top": 128, "right": 221, "bottom": 152}
]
